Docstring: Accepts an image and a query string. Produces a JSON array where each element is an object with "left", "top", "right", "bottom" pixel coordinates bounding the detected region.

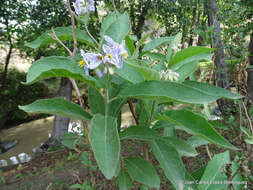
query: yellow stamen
[
  {"left": 78, "top": 60, "right": 86, "bottom": 68},
  {"left": 108, "top": 54, "right": 113, "bottom": 59},
  {"left": 122, "top": 52, "right": 128, "bottom": 58},
  {"left": 97, "top": 55, "right": 103, "bottom": 61}
]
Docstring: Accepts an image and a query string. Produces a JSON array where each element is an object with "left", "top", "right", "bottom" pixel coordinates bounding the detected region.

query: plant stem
[
  {"left": 112, "top": 0, "right": 119, "bottom": 18},
  {"left": 241, "top": 100, "right": 253, "bottom": 134},
  {"left": 104, "top": 64, "right": 110, "bottom": 117},
  {"left": 206, "top": 144, "right": 212, "bottom": 160},
  {"left": 67, "top": 0, "right": 89, "bottom": 144},
  {"left": 127, "top": 99, "right": 139, "bottom": 125},
  {"left": 84, "top": 23, "right": 100, "bottom": 47}
]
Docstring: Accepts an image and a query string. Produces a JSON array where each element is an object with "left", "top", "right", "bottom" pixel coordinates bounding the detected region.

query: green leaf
[
  {"left": 137, "top": 32, "right": 151, "bottom": 50},
  {"left": 26, "top": 27, "right": 94, "bottom": 49},
  {"left": 118, "top": 169, "right": 132, "bottom": 190},
  {"left": 88, "top": 114, "right": 120, "bottom": 179},
  {"left": 125, "top": 157, "right": 160, "bottom": 188},
  {"left": 61, "top": 133, "right": 79, "bottom": 149},
  {"left": 125, "top": 59, "right": 160, "bottom": 81},
  {"left": 157, "top": 110, "right": 237, "bottom": 150},
  {"left": 19, "top": 97, "right": 92, "bottom": 121},
  {"left": 245, "top": 138, "right": 253, "bottom": 145},
  {"left": 187, "top": 136, "right": 209, "bottom": 148},
  {"left": 118, "top": 81, "right": 220, "bottom": 104},
  {"left": 100, "top": 12, "right": 117, "bottom": 39},
  {"left": 183, "top": 80, "right": 243, "bottom": 99},
  {"left": 104, "top": 12, "right": 131, "bottom": 43},
  {"left": 170, "top": 47, "right": 214, "bottom": 69},
  {"left": 162, "top": 137, "right": 198, "bottom": 157},
  {"left": 24, "top": 56, "right": 97, "bottom": 88},
  {"left": 125, "top": 35, "right": 135, "bottom": 56},
  {"left": 240, "top": 126, "right": 252, "bottom": 137},
  {"left": 145, "top": 52, "right": 166, "bottom": 62},
  {"left": 198, "top": 151, "right": 230, "bottom": 190},
  {"left": 119, "top": 126, "right": 159, "bottom": 141},
  {"left": 79, "top": 152, "right": 89, "bottom": 165},
  {"left": 175, "top": 62, "right": 198, "bottom": 82},
  {"left": 115, "top": 62, "right": 145, "bottom": 84},
  {"left": 88, "top": 86, "right": 105, "bottom": 115},
  {"left": 69, "top": 184, "right": 85, "bottom": 189},
  {"left": 142, "top": 37, "right": 172, "bottom": 53},
  {"left": 150, "top": 139, "right": 185, "bottom": 190},
  {"left": 166, "top": 33, "right": 182, "bottom": 62}
]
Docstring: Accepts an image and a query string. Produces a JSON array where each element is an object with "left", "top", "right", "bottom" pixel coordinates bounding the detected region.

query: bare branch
[{"left": 51, "top": 27, "right": 72, "bottom": 56}]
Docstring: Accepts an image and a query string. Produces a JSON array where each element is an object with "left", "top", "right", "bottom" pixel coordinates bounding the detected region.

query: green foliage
[
  {"left": 88, "top": 114, "right": 120, "bottom": 179},
  {"left": 125, "top": 157, "right": 160, "bottom": 188},
  {"left": 20, "top": 4, "right": 245, "bottom": 189},
  {"left": 26, "top": 27, "right": 94, "bottom": 49},
  {"left": 157, "top": 109, "right": 237, "bottom": 150},
  {"left": 118, "top": 169, "right": 132, "bottom": 190},
  {"left": 19, "top": 97, "right": 92, "bottom": 121},
  {"left": 0, "top": 68, "right": 49, "bottom": 128},
  {"left": 24, "top": 56, "right": 98, "bottom": 88}
]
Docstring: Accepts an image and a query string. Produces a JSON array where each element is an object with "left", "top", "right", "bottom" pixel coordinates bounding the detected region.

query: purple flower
[
  {"left": 80, "top": 49, "right": 103, "bottom": 75},
  {"left": 73, "top": 0, "right": 95, "bottom": 16},
  {"left": 95, "top": 69, "right": 103, "bottom": 78},
  {"left": 102, "top": 35, "right": 128, "bottom": 68}
]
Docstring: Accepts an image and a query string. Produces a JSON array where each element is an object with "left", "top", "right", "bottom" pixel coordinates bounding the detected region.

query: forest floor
[{"left": 0, "top": 124, "right": 252, "bottom": 190}]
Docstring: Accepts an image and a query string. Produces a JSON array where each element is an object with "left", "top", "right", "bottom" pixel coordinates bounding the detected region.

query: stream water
[{"left": 0, "top": 105, "right": 135, "bottom": 166}]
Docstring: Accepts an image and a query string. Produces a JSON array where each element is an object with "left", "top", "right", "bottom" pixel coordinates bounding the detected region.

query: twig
[
  {"left": 46, "top": 183, "right": 52, "bottom": 190},
  {"left": 67, "top": 0, "right": 77, "bottom": 58},
  {"left": 112, "top": 0, "right": 119, "bottom": 18},
  {"left": 206, "top": 144, "right": 212, "bottom": 160},
  {"left": 51, "top": 28, "right": 72, "bottom": 56},
  {"left": 70, "top": 78, "right": 84, "bottom": 107},
  {"left": 127, "top": 99, "right": 139, "bottom": 125},
  {"left": 84, "top": 24, "right": 100, "bottom": 47},
  {"left": 241, "top": 100, "right": 253, "bottom": 133}
]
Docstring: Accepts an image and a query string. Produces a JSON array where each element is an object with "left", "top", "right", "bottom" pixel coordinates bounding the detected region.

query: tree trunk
[
  {"left": 247, "top": 32, "right": 253, "bottom": 102},
  {"left": 133, "top": 0, "right": 151, "bottom": 40},
  {"left": 1, "top": 38, "right": 13, "bottom": 90},
  {"left": 51, "top": 78, "right": 72, "bottom": 143},
  {"left": 206, "top": 0, "right": 234, "bottom": 114}
]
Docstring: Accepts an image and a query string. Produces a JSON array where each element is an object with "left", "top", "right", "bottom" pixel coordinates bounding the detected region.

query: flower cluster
[
  {"left": 159, "top": 69, "right": 180, "bottom": 81},
  {"left": 73, "top": 0, "right": 95, "bottom": 16},
  {"left": 79, "top": 35, "right": 128, "bottom": 77}
]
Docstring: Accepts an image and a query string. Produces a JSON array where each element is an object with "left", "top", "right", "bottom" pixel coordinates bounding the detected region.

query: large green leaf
[
  {"left": 26, "top": 27, "right": 94, "bottom": 49},
  {"left": 125, "top": 59, "right": 160, "bottom": 81},
  {"left": 183, "top": 80, "right": 243, "bottom": 99},
  {"left": 118, "top": 169, "right": 132, "bottom": 190},
  {"left": 175, "top": 62, "right": 198, "bottom": 82},
  {"left": 88, "top": 86, "right": 105, "bottom": 115},
  {"left": 24, "top": 56, "right": 97, "bottom": 87},
  {"left": 169, "top": 47, "right": 214, "bottom": 69},
  {"left": 104, "top": 12, "right": 131, "bottom": 43},
  {"left": 88, "top": 114, "right": 120, "bottom": 179},
  {"left": 19, "top": 98, "right": 92, "bottom": 121},
  {"left": 150, "top": 139, "right": 185, "bottom": 190},
  {"left": 142, "top": 37, "right": 172, "bottom": 53},
  {"left": 115, "top": 62, "right": 145, "bottom": 84},
  {"left": 157, "top": 110, "right": 237, "bottom": 150},
  {"left": 162, "top": 137, "right": 198, "bottom": 157},
  {"left": 187, "top": 136, "right": 209, "bottom": 148},
  {"left": 100, "top": 12, "right": 117, "bottom": 39},
  {"left": 118, "top": 81, "right": 220, "bottom": 104},
  {"left": 125, "top": 157, "right": 160, "bottom": 188},
  {"left": 198, "top": 151, "right": 230, "bottom": 190},
  {"left": 119, "top": 126, "right": 159, "bottom": 141},
  {"left": 170, "top": 47, "right": 214, "bottom": 65}
]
